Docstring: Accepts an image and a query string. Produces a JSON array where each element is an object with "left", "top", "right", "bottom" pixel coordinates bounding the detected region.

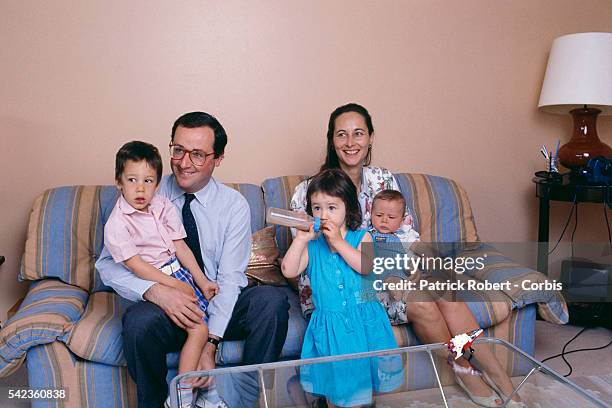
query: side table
[{"left": 533, "top": 173, "right": 609, "bottom": 275}]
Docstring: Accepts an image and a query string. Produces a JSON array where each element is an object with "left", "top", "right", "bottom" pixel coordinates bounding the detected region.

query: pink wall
[{"left": 1, "top": 1, "right": 611, "bottom": 318}]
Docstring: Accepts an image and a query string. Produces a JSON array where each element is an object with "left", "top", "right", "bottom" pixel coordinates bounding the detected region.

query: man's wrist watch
[{"left": 207, "top": 337, "right": 220, "bottom": 348}]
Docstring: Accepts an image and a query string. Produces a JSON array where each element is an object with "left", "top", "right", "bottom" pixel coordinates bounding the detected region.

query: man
[{"left": 97, "top": 111, "right": 290, "bottom": 408}]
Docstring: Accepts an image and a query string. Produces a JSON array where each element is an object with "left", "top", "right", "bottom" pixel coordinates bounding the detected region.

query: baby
[{"left": 369, "top": 189, "right": 420, "bottom": 324}]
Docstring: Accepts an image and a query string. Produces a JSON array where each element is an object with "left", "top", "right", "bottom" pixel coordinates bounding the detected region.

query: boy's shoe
[
  {"left": 164, "top": 397, "right": 194, "bottom": 408},
  {"left": 194, "top": 388, "right": 228, "bottom": 408},
  {"left": 164, "top": 382, "right": 195, "bottom": 408}
]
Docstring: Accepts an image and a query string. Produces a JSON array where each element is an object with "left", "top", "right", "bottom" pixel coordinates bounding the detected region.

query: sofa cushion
[
  {"left": 18, "top": 185, "right": 118, "bottom": 294},
  {"left": 394, "top": 173, "right": 479, "bottom": 245},
  {"left": 64, "top": 292, "right": 135, "bottom": 366},
  {"left": 246, "top": 226, "right": 286, "bottom": 286},
  {"left": 19, "top": 186, "right": 111, "bottom": 292},
  {"left": 0, "top": 279, "right": 88, "bottom": 377},
  {"left": 27, "top": 341, "right": 137, "bottom": 407}
]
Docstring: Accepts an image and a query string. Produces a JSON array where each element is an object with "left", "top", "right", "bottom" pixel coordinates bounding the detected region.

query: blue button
[
  {"left": 338, "top": 284, "right": 344, "bottom": 289},
  {"left": 342, "top": 301, "right": 347, "bottom": 306}
]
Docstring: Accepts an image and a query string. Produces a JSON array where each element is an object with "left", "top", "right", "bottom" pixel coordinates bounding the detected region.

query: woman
[{"left": 291, "top": 103, "right": 524, "bottom": 407}]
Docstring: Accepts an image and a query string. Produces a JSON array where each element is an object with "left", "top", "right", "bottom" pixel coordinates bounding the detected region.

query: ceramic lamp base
[{"left": 559, "top": 107, "right": 612, "bottom": 170}]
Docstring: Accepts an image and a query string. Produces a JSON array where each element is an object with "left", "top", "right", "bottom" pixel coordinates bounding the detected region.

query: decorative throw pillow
[{"left": 245, "top": 226, "right": 287, "bottom": 286}]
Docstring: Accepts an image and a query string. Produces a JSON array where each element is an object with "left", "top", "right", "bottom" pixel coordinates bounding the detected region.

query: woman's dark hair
[
  {"left": 306, "top": 168, "right": 362, "bottom": 231},
  {"left": 115, "top": 141, "right": 163, "bottom": 184},
  {"left": 171, "top": 111, "right": 227, "bottom": 158},
  {"left": 321, "top": 103, "right": 374, "bottom": 171}
]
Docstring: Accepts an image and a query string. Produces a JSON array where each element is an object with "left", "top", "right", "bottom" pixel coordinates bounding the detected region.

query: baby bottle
[{"left": 266, "top": 208, "right": 320, "bottom": 232}]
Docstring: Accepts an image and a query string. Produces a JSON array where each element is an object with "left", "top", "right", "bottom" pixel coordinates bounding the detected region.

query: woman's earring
[{"left": 365, "top": 144, "right": 372, "bottom": 166}]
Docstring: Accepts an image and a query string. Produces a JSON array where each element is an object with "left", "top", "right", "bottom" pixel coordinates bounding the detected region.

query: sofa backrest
[
  {"left": 20, "top": 183, "right": 265, "bottom": 293},
  {"left": 262, "top": 173, "right": 479, "bottom": 255},
  {"left": 19, "top": 174, "right": 478, "bottom": 291}
]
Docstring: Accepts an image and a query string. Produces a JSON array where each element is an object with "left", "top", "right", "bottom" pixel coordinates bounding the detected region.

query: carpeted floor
[
  {"left": 375, "top": 374, "right": 612, "bottom": 407},
  {"left": 534, "top": 321, "right": 612, "bottom": 378}
]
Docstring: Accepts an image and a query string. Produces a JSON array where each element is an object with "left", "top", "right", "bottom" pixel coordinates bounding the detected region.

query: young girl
[
  {"left": 104, "top": 141, "right": 223, "bottom": 408},
  {"left": 282, "top": 168, "right": 401, "bottom": 407}
]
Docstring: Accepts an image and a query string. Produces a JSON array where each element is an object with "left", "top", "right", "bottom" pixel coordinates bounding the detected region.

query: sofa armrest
[
  {"left": 460, "top": 244, "right": 568, "bottom": 324},
  {"left": 64, "top": 291, "right": 134, "bottom": 366},
  {"left": 0, "top": 279, "right": 88, "bottom": 377}
]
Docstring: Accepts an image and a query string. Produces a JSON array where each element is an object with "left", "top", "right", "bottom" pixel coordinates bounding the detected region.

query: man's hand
[
  {"left": 191, "top": 342, "right": 217, "bottom": 388},
  {"left": 143, "top": 283, "right": 203, "bottom": 329},
  {"left": 172, "top": 280, "right": 196, "bottom": 297}
]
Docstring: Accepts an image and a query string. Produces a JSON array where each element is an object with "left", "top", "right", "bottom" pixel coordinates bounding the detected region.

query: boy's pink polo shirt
[{"left": 104, "top": 194, "right": 187, "bottom": 268}]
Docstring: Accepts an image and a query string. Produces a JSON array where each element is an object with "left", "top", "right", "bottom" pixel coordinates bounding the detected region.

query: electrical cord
[
  {"left": 570, "top": 202, "right": 578, "bottom": 258},
  {"left": 541, "top": 327, "right": 612, "bottom": 377},
  {"left": 548, "top": 192, "right": 578, "bottom": 256},
  {"left": 604, "top": 186, "right": 612, "bottom": 249}
]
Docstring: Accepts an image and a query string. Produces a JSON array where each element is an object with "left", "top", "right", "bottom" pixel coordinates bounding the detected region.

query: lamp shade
[{"left": 538, "top": 32, "right": 612, "bottom": 115}]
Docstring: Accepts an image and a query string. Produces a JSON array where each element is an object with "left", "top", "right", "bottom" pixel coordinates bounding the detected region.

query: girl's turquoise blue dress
[{"left": 300, "top": 229, "right": 402, "bottom": 407}]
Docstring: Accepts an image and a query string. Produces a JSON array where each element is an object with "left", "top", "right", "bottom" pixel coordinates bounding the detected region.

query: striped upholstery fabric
[
  {"left": 460, "top": 245, "right": 569, "bottom": 324},
  {"left": 394, "top": 173, "right": 479, "bottom": 245},
  {"left": 20, "top": 186, "right": 107, "bottom": 292},
  {"left": 262, "top": 175, "right": 308, "bottom": 255},
  {"left": 0, "top": 280, "right": 88, "bottom": 377},
  {"left": 27, "top": 341, "right": 137, "bottom": 408},
  {"left": 65, "top": 292, "right": 135, "bottom": 366},
  {"left": 93, "top": 186, "right": 121, "bottom": 293}
]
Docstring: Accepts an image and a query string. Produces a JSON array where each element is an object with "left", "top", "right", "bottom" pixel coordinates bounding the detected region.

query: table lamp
[{"left": 538, "top": 32, "right": 612, "bottom": 170}]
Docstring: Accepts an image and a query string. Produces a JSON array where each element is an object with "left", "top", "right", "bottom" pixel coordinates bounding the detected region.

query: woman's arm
[{"left": 281, "top": 229, "right": 312, "bottom": 278}]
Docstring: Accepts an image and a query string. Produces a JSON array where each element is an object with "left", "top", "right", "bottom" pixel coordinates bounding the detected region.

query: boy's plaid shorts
[{"left": 170, "top": 264, "right": 209, "bottom": 323}]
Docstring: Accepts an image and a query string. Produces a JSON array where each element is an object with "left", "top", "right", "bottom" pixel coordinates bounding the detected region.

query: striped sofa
[{"left": 0, "top": 174, "right": 567, "bottom": 407}]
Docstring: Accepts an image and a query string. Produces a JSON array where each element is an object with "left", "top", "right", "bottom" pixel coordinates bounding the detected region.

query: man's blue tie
[{"left": 182, "top": 193, "right": 204, "bottom": 271}]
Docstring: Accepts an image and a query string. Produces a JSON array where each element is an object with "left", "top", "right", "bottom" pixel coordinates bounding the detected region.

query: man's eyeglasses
[{"left": 169, "top": 144, "right": 215, "bottom": 167}]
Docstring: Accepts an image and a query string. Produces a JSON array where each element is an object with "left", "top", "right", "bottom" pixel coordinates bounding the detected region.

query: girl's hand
[
  {"left": 294, "top": 223, "right": 316, "bottom": 242},
  {"left": 320, "top": 220, "right": 342, "bottom": 246}
]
